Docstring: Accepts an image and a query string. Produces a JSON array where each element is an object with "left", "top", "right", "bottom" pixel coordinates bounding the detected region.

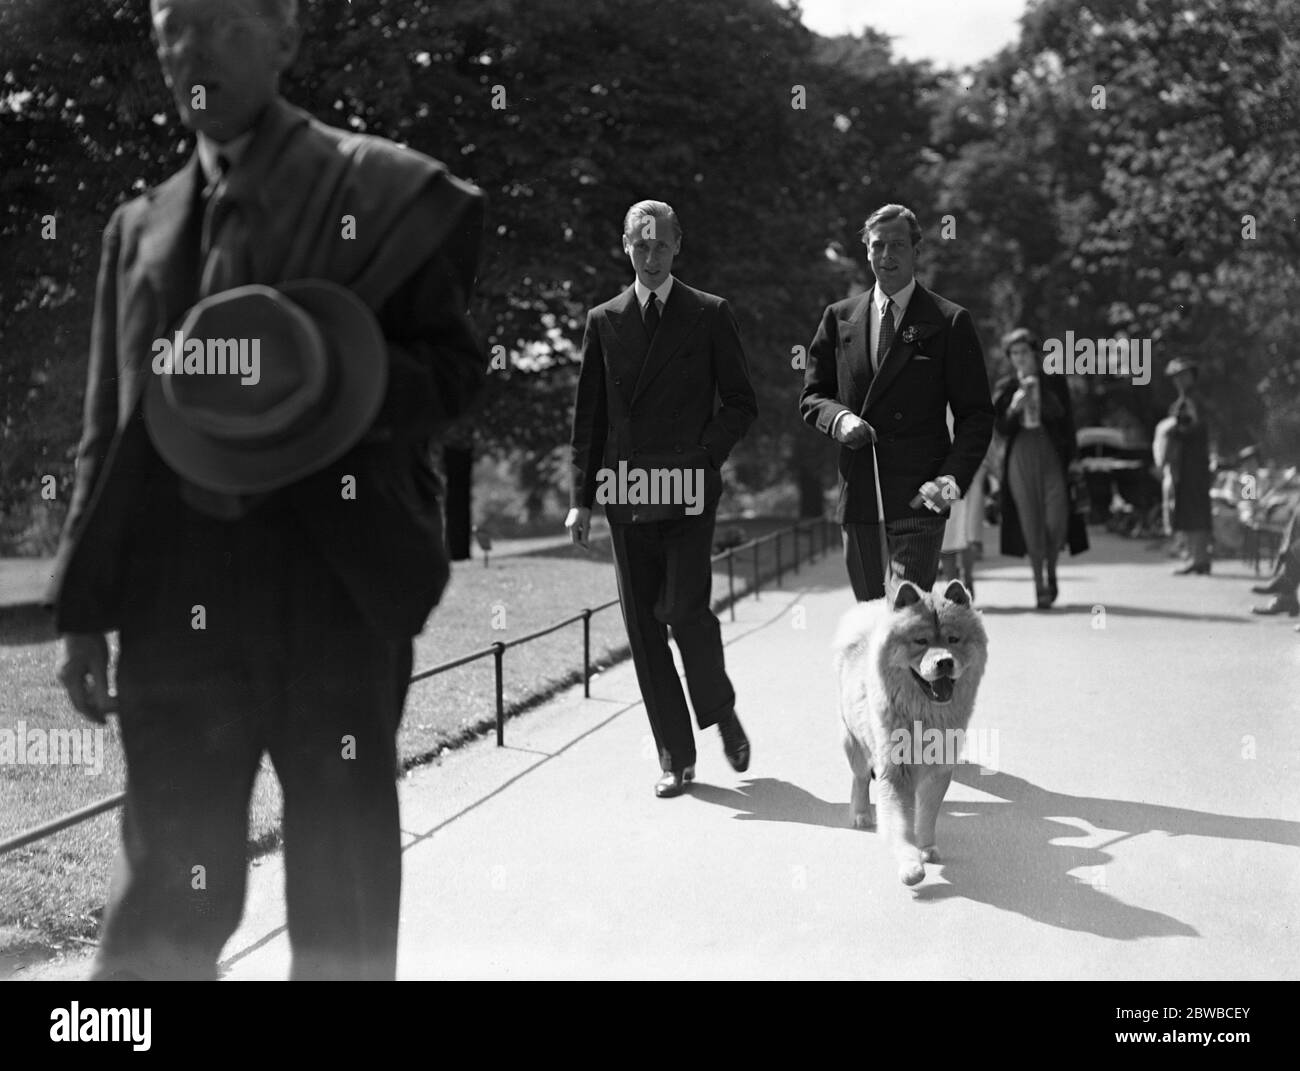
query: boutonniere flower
[{"left": 900, "top": 326, "right": 922, "bottom": 344}]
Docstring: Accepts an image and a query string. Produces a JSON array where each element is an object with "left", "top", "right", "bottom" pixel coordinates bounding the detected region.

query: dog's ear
[
  {"left": 943, "top": 580, "right": 971, "bottom": 606},
  {"left": 893, "top": 581, "right": 923, "bottom": 610}
]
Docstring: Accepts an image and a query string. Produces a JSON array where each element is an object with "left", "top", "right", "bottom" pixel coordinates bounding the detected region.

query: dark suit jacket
[
  {"left": 570, "top": 280, "right": 757, "bottom": 523},
  {"left": 993, "top": 372, "right": 1089, "bottom": 557},
  {"left": 47, "top": 97, "right": 486, "bottom": 638},
  {"left": 799, "top": 282, "right": 994, "bottom": 524}
]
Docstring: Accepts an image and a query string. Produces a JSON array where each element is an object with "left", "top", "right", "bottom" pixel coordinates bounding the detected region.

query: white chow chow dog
[{"left": 834, "top": 579, "right": 988, "bottom": 886}]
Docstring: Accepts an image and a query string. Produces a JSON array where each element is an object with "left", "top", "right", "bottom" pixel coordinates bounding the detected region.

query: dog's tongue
[{"left": 931, "top": 677, "right": 954, "bottom": 703}]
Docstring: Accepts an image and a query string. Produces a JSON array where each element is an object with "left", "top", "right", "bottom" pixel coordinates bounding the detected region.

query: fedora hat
[
  {"left": 144, "top": 280, "right": 387, "bottom": 495},
  {"left": 1164, "top": 357, "right": 1199, "bottom": 379}
]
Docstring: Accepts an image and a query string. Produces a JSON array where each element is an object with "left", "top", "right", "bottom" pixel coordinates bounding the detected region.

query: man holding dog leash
[{"left": 800, "top": 204, "right": 993, "bottom": 599}]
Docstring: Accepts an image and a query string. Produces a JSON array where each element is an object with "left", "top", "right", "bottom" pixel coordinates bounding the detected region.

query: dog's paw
[
  {"left": 851, "top": 806, "right": 876, "bottom": 831},
  {"left": 919, "top": 845, "right": 939, "bottom": 863},
  {"left": 899, "top": 862, "right": 925, "bottom": 886}
]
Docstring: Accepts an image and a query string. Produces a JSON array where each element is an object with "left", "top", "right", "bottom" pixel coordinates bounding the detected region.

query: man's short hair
[
  {"left": 860, "top": 203, "right": 922, "bottom": 246},
  {"left": 623, "top": 200, "right": 681, "bottom": 242},
  {"left": 152, "top": 0, "right": 298, "bottom": 28}
]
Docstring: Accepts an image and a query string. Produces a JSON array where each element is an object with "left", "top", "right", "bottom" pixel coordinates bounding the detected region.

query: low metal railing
[{"left": 0, "top": 516, "right": 836, "bottom": 856}]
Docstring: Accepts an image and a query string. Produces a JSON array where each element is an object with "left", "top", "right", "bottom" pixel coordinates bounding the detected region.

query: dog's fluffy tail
[{"left": 832, "top": 599, "right": 886, "bottom": 668}]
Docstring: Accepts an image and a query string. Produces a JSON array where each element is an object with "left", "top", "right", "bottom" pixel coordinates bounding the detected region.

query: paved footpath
[{"left": 18, "top": 533, "right": 1300, "bottom": 980}]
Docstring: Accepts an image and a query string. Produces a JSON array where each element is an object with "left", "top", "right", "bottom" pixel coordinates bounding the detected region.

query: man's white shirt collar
[
  {"left": 635, "top": 274, "right": 674, "bottom": 310},
  {"left": 874, "top": 276, "right": 916, "bottom": 319},
  {"left": 197, "top": 129, "right": 255, "bottom": 186}
]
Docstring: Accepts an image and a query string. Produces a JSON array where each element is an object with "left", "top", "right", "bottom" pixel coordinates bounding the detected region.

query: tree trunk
[
  {"left": 795, "top": 441, "right": 829, "bottom": 518},
  {"left": 443, "top": 442, "right": 473, "bottom": 561}
]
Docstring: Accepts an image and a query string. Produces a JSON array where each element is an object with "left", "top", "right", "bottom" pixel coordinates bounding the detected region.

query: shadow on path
[
  {"left": 691, "top": 765, "right": 1300, "bottom": 940},
  {"left": 687, "top": 777, "right": 845, "bottom": 828},
  {"left": 912, "top": 766, "right": 1300, "bottom": 938}
]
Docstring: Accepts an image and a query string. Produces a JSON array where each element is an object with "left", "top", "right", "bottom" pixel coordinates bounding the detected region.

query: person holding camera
[{"left": 992, "top": 328, "right": 1088, "bottom": 609}]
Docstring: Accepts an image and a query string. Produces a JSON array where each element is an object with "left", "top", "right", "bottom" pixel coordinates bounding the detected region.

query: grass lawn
[{"left": 0, "top": 514, "right": 830, "bottom": 955}]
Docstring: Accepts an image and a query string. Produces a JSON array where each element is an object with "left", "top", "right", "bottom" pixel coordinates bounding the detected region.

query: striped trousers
[{"left": 842, "top": 515, "right": 948, "bottom": 601}]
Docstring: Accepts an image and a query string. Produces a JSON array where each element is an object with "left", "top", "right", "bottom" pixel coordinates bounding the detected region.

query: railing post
[
  {"left": 792, "top": 523, "right": 800, "bottom": 575},
  {"left": 727, "top": 550, "right": 736, "bottom": 622},
  {"left": 752, "top": 542, "right": 760, "bottom": 600},
  {"left": 775, "top": 529, "right": 784, "bottom": 587},
  {"left": 493, "top": 641, "right": 506, "bottom": 746},
  {"left": 582, "top": 609, "right": 592, "bottom": 698}
]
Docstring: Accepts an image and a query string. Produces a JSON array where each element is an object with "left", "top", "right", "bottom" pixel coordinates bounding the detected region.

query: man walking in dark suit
[
  {"left": 800, "top": 204, "right": 993, "bottom": 600},
  {"left": 567, "top": 200, "right": 758, "bottom": 798},
  {"left": 50, "top": 0, "right": 484, "bottom": 979}
]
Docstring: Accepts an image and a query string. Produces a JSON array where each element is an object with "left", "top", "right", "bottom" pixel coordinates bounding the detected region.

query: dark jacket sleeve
[
  {"left": 699, "top": 298, "right": 757, "bottom": 468},
  {"left": 992, "top": 375, "right": 1020, "bottom": 438},
  {"left": 45, "top": 207, "right": 125, "bottom": 613},
  {"left": 939, "top": 307, "right": 994, "bottom": 495},
  {"left": 373, "top": 180, "right": 487, "bottom": 440},
  {"left": 569, "top": 309, "right": 608, "bottom": 509},
  {"left": 1052, "top": 375, "right": 1078, "bottom": 465},
  {"left": 799, "top": 304, "right": 851, "bottom": 437}
]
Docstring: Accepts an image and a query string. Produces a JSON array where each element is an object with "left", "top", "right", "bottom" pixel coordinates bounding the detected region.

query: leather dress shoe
[
  {"left": 1252, "top": 576, "right": 1288, "bottom": 595},
  {"left": 718, "top": 711, "right": 750, "bottom": 773},
  {"left": 654, "top": 766, "right": 695, "bottom": 798},
  {"left": 1251, "top": 596, "right": 1300, "bottom": 617},
  {"left": 1174, "top": 561, "right": 1211, "bottom": 575}
]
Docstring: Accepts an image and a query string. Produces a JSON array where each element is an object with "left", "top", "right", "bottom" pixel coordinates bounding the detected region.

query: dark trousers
[
  {"left": 842, "top": 515, "right": 947, "bottom": 601},
  {"left": 608, "top": 509, "right": 735, "bottom": 773},
  {"left": 97, "top": 488, "right": 412, "bottom": 980}
]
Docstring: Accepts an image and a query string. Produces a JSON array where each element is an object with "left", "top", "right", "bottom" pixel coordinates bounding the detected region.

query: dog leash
[{"left": 870, "top": 439, "right": 892, "bottom": 594}]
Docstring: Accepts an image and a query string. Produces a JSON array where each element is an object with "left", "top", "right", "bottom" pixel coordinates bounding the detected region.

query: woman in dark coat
[
  {"left": 993, "top": 328, "right": 1089, "bottom": 608},
  {"left": 1164, "top": 357, "right": 1214, "bottom": 574}
]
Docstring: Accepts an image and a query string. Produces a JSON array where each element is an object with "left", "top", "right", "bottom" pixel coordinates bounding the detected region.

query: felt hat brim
[{"left": 144, "top": 279, "right": 387, "bottom": 495}]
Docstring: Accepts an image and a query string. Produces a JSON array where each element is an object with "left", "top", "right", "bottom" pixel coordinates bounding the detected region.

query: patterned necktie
[
  {"left": 644, "top": 292, "right": 660, "bottom": 340},
  {"left": 875, "top": 297, "right": 895, "bottom": 375}
]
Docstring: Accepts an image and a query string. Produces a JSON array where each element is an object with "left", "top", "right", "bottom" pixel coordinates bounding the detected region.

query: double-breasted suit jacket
[
  {"left": 800, "top": 283, "right": 994, "bottom": 523},
  {"left": 570, "top": 281, "right": 757, "bottom": 522}
]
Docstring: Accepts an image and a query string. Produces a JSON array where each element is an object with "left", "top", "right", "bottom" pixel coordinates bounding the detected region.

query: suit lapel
[
  {"left": 862, "top": 283, "right": 944, "bottom": 414},
  {"left": 138, "top": 157, "right": 203, "bottom": 329},
  {"left": 607, "top": 285, "right": 648, "bottom": 406},
  {"left": 129, "top": 157, "right": 205, "bottom": 416},
  {"left": 631, "top": 282, "right": 701, "bottom": 404},
  {"left": 841, "top": 292, "right": 873, "bottom": 411}
]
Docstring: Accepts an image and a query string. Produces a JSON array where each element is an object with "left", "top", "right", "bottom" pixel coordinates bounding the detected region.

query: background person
[
  {"left": 566, "top": 200, "right": 757, "bottom": 799},
  {"left": 1164, "top": 357, "right": 1214, "bottom": 575},
  {"left": 799, "top": 203, "right": 993, "bottom": 601},
  {"left": 49, "top": 0, "right": 485, "bottom": 980},
  {"left": 992, "top": 327, "right": 1088, "bottom": 609}
]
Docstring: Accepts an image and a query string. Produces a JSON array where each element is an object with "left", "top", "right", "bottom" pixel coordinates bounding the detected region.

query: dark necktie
[
  {"left": 644, "top": 292, "right": 660, "bottom": 340},
  {"left": 875, "top": 297, "right": 895, "bottom": 375},
  {"left": 199, "top": 153, "right": 248, "bottom": 296},
  {"left": 182, "top": 151, "right": 261, "bottom": 519}
]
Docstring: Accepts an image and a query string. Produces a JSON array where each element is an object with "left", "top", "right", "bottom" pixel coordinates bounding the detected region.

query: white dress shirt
[{"left": 634, "top": 274, "right": 674, "bottom": 320}]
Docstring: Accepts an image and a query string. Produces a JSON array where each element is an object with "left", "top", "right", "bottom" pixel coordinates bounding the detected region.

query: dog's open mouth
[{"left": 911, "top": 670, "right": 954, "bottom": 704}]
